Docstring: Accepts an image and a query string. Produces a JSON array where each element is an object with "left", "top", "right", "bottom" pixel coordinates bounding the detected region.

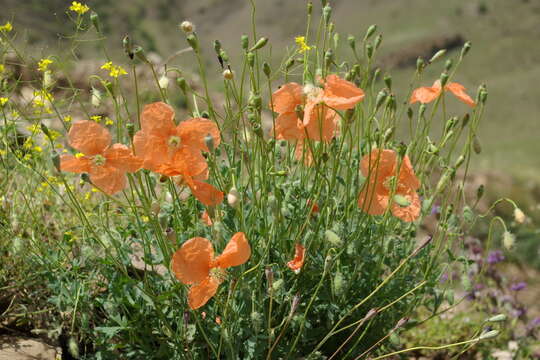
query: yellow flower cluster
[
  {"left": 101, "top": 61, "right": 127, "bottom": 78},
  {"left": 69, "top": 2, "right": 90, "bottom": 15},
  {"left": 0, "top": 22, "right": 12, "bottom": 32},
  {"left": 295, "top": 36, "right": 312, "bottom": 53},
  {"left": 38, "top": 58, "right": 53, "bottom": 72},
  {"left": 32, "top": 90, "right": 54, "bottom": 114},
  {"left": 0, "top": 97, "right": 8, "bottom": 106},
  {"left": 90, "top": 115, "right": 102, "bottom": 123},
  {"left": 0, "top": 64, "right": 5, "bottom": 73}
]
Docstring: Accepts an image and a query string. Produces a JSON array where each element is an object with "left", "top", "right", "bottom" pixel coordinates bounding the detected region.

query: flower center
[
  {"left": 209, "top": 267, "right": 227, "bottom": 284},
  {"left": 92, "top": 154, "right": 106, "bottom": 166},
  {"left": 383, "top": 175, "right": 397, "bottom": 191},
  {"left": 168, "top": 135, "right": 181, "bottom": 148},
  {"left": 303, "top": 83, "right": 322, "bottom": 102}
]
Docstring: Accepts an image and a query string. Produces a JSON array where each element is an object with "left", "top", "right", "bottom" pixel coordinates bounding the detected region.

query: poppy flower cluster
[
  {"left": 270, "top": 75, "right": 364, "bottom": 163},
  {"left": 60, "top": 102, "right": 223, "bottom": 205}
]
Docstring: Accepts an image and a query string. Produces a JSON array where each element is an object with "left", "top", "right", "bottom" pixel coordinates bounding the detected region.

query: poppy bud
[
  {"left": 383, "top": 74, "right": 392, "bottom": 90},
  {"left": 213, "top": 40, "right": 222, "bottom": 55},
  {"left": 386, "top": 94, "right": 396, "bottom": 111},
  {"left": 241, "top": 34, "right": 249, "bottom": 50},
  {"left": 126, "top": 123, "right": 135, "bottom": 139},
  {"left": 407, "top": 107, "right": 413, "bottom": 120},
  {"left": 461, "top": 41, "right": 472, "bottom": 59},
  {"left": 514, "top": 208, "right": 526, "bottom": 224},
  {"left": 323, "top": 5, "right": 332, "bottom": 24},
  {"left": 247, "top": 52, "right": 255, "bottom": 67},
  {"left": 375, "top": 89, "right": 387, "bottom": 110},
  {"left": 374, "top": 34, "right": 383, "bottom": 49},
  {"left": 462, "top": 206, "right": 474, "bottom": 224},
  {"left": 479, "top": 89, "right": 488, "bottom": 103},
  {"left": 503, "top": 231, "right": 515, "bottom": 250},
  {"left": 123, "top": 35, "right": 133, "bottom": 59},
  {"left": 204, "top": 134, "right": 214, "bottom": 152},
  {"left": 348, "top": 35, "right": 356, "bottom": 50},
  {"left": 133, "top": 46, "right": 148, "bottom": 63},
  {"left": 180, "top": 21, "right": 194, "bottom": 34},
  {"left": 416, "top": 57, "right": 425, "bottom": 72},
  {"left": 383, "top": 127, "right": 394, "bottom": 142},
  {"left": 333, "top": 271, "right": 344, "bottom": 296},
  {"left": 159, "top": 75, "right": 169, "bottom": 89},
  {"left": 419, "top": 104, "right": 426, "bottom": 118},
  {"left": 393, "top": 317, "right": 408, "bottom": 330},
  {"left": 186, "top": 34, "right": 198, "bottom": 51},
  {"left": 249, "top": 93, "right": 262, "bottom": 110},
  {"left": 461, "top": 113, "right": 470, "bottom": 128},
  {"left": 487, "top": 314, "right": 507, "bottom": 323},
  {"left": 219, "top": 49, "right": 229, "bottom": 64},
  {"left": 366, "top": 43, "right": 374, "bottom": 59},
  {"left": 445, "top": 59, "right": 453, "bottom": 71},
  {"left": 176, "top": 77, "right": 187, "bottom": 92},
  {"left": 324, "top": 50, "right": 334, "bottom": 67},
  {"left": 325, "top": 230, "right": 343, "bottom": 247},
  {"left": 272, "top": 278, "right": 284, "bottom": 292},
  {"left": 473, "top": 135, "right": 482, "bottom": 154},
  {"left": 364, "top": 24, "right": 377, "bottom": 41},
  {"left": 91, "top": 87, "right": 101, "bottom": 107},
  {"left": 68, "top": 337, "right": 79, "bottom": 359},
  {"left": 429, "top": 49, "right": 446, "bottom": 63},
  {"left": 90, "top": 11, "right": 100, "bottom": 33},
  {"left": 263, "top": 62, "right": 271, "bottom": 77},
  {"left": 222, "top": 69, "right": 234, "bottom": 80},
  {"left": 201, "top": 111, "right": 210, "bottom": 118},
  {"left": 81, "top": 173, "right": 91, "bottom": 185},
  {"left": 445, "top": 117, "right": 458, "bottom": 133},
  {"left": 479, "top": 330, "right": 499, "bottom": 340},
  {"left": 227, "top": 187, "right": 240, "bottom": 208},
  {"left": 435, "top": 168, "right": 455, "bottom": 194},
  {"left": 249, "top": 37, "right": 268, "bottom": 52},
  {"left": 476, "top": 184, "right": 484, "bottom": 201},
  {"left": 440, "top": 72, "right": 449, "bottom": 86},
  {"left": 307, "top": 1, "right": 313, "bottom": 14},
  {"left": 52, "top": 151, "right": 61, "bottom": 172},
  {"left": 285, "top": 58, "right": 295, "bottom": 71},
  {"left": 455, "top": 155, "right": 465, "bottom": 168}
]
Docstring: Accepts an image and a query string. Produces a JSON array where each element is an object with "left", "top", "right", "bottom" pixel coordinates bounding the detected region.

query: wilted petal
[
  {"left": 89, "top": 165, "right": 127, "bottom": 195},
  {"left": 322, "top": 74, "right": 365, "bottom": 110},
  {"left": 104, "top": 144, "right": 142, "bottom": 173},
  {"left": 287, "top": 243, "right": 306, "bottom": 273},
  {"left": 445, "top": 82, "right": 476, "bottom": 107},
  {"left": 171, "top": 237, "right": 214, "bottom": 285},
  {"left": 68, "top": 121, "right": 111, "bottom": 156},
  {"left": 141, "top": 102, "right": 176, "bottom": 136},
  {"left": 215, "top": 232, "right": 251, "bottom": 268},
  {"left": 60, "top": 154, "right": 91, "bottom": 173},
  {"left": 188, "top": 276, "right": 220, "bottom": 310},
  {"left": 271, "top": 82, "right": 303, "bottom": 114},
  {"left": 177, "top": 118, "right": 221, "bottom": 152}
]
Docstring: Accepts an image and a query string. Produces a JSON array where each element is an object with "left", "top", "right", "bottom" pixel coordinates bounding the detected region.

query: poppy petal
[
  {"left": 177, "top": 118, "right": 221, "bottom": 152},
  {"left": 104, "top": 144, "right": 142, "bottom": 173},
  {"left": 201, "top": 210, "right": 213, "bottom": 226},
  {"left": 68, "top": 121, "right": 111, "bottom": 156},
  {"left": 133, "top": 131, "right": 168, "bottom": 172},
  {"left": 294, "top": 139, "right": 313, "bottom": 166},
  {"left": 274, "top": 112, "right": 303, "bottom": 141},
  {"left": 271, "top": 82, "right": 303, "bottom": 114},
  {"left": 322, "top": 74, "right": 365, "bottom": 110},
  {"left": 360, "top": 148, "right": 396, "bottom": 179},
  {"left": 357, "top": 184, "right": 388, "bottom": 216},
  {"left": 141, "top": 102, "right": 176, "bottom": 136},
  {"left": 215, "top": 232, "right": 251, "bottom": 268},
  {"left": 60, "top": 154, "right": 91, "bottom": 173},
  {"left": 445, "top": 82, "right": 476, "bottom": 107},
  {"left": 165, "top": 146, "right": 208, "bottom": 177},
  {"left": 287, "top": 243, "right": 306, "bottom": 273},
  {"left": 302, "top": 102, "right": 338, "bottom": 142},
  {"left": 89, "top": 165, "right": 127, "bottom": 195},
  {"left": 188, "top": 276, "right": 220, "bottom": 310},
  {"left": 391, "top": 189, "right": 421, "bottom": 222},
  {"left": 397, "top": 155, "right": 420, "bottom": 190},
  {"left": 171, "top": 237, "right": 214, "bottom": 285},
  {"left": 409, "top": 86, "right": 440, "bottom": 104},
  {"left": 189, "top": 180, "right": 224, "bottom": 206}
]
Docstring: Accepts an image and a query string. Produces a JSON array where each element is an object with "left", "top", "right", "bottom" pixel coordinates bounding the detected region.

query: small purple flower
[
  {"left": 510, "top": 281, "right": 527, "bottom": 292},
  {"left": 431, "top": 205, "right": 441, "bottom": 215},
  {"left": 487, "top": 250, "right": 505, "bottom": 265},
  {"left": 439, "top": 273, "right": 449, "bottom": 283},
  {"left": 528, "top": 317, "right": 540, "bottom": 329}
]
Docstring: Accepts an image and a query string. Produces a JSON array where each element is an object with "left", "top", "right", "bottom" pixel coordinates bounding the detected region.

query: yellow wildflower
[
  {"left": 75, "top": 152, "right": 85, "bottom": 158},
  {"left": 0, "top": 149, "right": 6, "bottom": 156},
  {"left": 69, "top": 2, "right": 90, "bottom": 15},
  {"left": 84, "top": 192, "right": 91, "bottom": 200},
  {"left": 105, "top": 117, "right": 113, "bottom": 126},
  {"left": 90, "top": 115, "right": 102, "bottom": 123},
  {"left": 295, "top": 36, "right": 312, "bottom": 53},
  {"left": 0, "top": 64, "right": 4, "bottom": 73},
  {"left": 49, "top": 130, "right": 61, "bottom": 141},
  {"left": 101, "top": 61, "right": 127, "bottom": 78},
  {"left": 38, "top": 58, "right": 53, "bottom": 72},
  {"left": 0, "top": 97, "right": 8, "bottom": 106},
  {"left": 141, "top": 215, "right": 150, "bottom": 223},
  {"left": 0, "top": 22, "right": 13, "bottom": 33},
  {"left": 23, "top": 139, "right": 34, "bottom": 149},
  {"left": 10, "top": 110, "right": 19, "bottom": 118},
  {"left": 63, "top": 115, "right": 72, "bottom": 122},
  {"left": 34, "top": 146, "right": 43, "bottom": 153}
]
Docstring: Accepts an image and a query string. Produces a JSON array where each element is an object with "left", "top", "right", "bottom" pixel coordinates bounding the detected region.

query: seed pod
[
  {"left": 429, "top": 49, "right": 446, "bottom": 63},
  {"left": 461, "top": 41, "right": 472, "bottom": 58},
  {"left": 263, "top": 62, "right": 271, "bottom": 77},
  {"left": 241, "top": 35, "right": 249, "bottom": 50},
  {"left": 90, "top": 11, "right": 100, "bottom": 33},
  {"left": 186, "top": 34, "right": 198, "bottom": 51},
  {"left": 68, "top": 337, "right": 79, "bottom": 359},
  {"left": 347, "top": 35, "right": 356, "bottom": 50},
  {"left": 323, "top": 5, "right": 332, "bottom": 24},
  {"left": 180, "top": 21, "right": 194, "bottom": 33},
  {"left": 133, "top": 46, "right": 148, "bottom": 63},
  {"left": 364, "top": 24, "right": 377, "bottom": 41},
  {"left": 249, "top": 37, "right": 268, "bottom": 52},
  {"left": 473, "top": 135, "right": 482, "bottom": 154},
  {"left": 222, "top": 69, "right": 234, "bottom": 80},
  {"left": 333, "top": 271, "right": 344, "bottom": 296}
]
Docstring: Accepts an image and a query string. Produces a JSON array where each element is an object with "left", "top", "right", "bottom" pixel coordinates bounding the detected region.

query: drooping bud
[
  {"left": 416, "top": 57, "right": 425, "bottom": 72},
  {"left": 347, "top": 35, "right": 356, "bottom": 50},
  {"left": 429, "top": 49, "right": 446, "bottom": 63},
  {"left": 263, "top": 62, "right": 271, "bottom": 77},
  {"left": 514, "top": 208, "right": 526, "bottom": 224},
  {"left": 461, "top": 113, "right": 470, "bottom": 128},
  {"left": 503, "top": 231, "right": 515, "bottom": 250},
  {"left": 91, "top": 87, "right": 101, "bottom": 107},
  {"left": 461, "top": 41, "right": 472, "bottom": 59},
  {"left": 384, "top": 74, "right": 392, "bottom": 90},
  {"left": 213, "top": 40, "right": 222, "bottom": 55},
  {"left": 375, "top": 89, "right": 387, "bottom": 110},
  {"left": 159, "top": 75, "right": 170, "bottom": 89},
  {"left": 222, "top": 69, "right": 234, "bottom": 80},
  {"left": 445, "top": 59, "right": 453, "bottom": 71},
  {"left": 90, "top": 11, "right": 100, "bottom": 33},
  {"left": 374, "top": 34, "right": 383, "bottom": 49},
  {"left": 176, "top": 77, "right": 187, "bottom": 93},
  {"left": 180, "top": 21, "right": 194, "bottom": 34},
  {"left": 364, "top": 24, "right": 377, "bottom": 41},
  {"left": 241, "top": 35, "right": 249, "bottom": 50},
  {"left": 227, "top": 187, "right": 240, "bottom": 208},
  {"left": 249, "top": 37, "right": 268, "bottom": 52},
  {"left": 383, "top": 127, "right": 395, "bottom": 142}
]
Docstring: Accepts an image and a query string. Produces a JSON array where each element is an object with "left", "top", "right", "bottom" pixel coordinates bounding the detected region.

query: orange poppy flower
[
  {"left": 201, "top": 210, "right": 213, "bottom": 226},
  {"left": 287, "top": 243, "right": 306, "bottom": 274},
  {"left": 134, "top": 102, "right": 223, "bottom": 206},
  {"left": 357, "top": 149, "right": 421, "bottom": 222},
  {"left": 307, "top": 199, "right": 319, "bottom": 214},
  {"left": 60, "top": 121, "right": 141, "bottom": 195},
  {"left": 171, "top": 232, "right": 251, "bottom": 309},
  {"left": 410, "top": 80, "right": 475, "bottom": 107}
]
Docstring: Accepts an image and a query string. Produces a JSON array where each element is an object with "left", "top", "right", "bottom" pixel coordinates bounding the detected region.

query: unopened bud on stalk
[
  {"left": 435, "top": 168, "right": 455, "bottom": 194},
  {"left": 247, "top": 52, "right": 255, "bottom": 67},
  {"left": 285, "top": 58, "right": 295, "bottom": 70},
  {"left": 455, "top": 155, "right": 465, "bottom": 168},
  {"left": 461, "top": 113, "right": 470, "bottom": 128},
  {"left": 461, "top": 41, "right": 472, "bottom": 58},
  {"left": 90, "top": 11, "right": 100, "bottom": 33},
  {"left": 375, "top": 89, "right": 387, "bottom": 110},
  {"left": 133, "top": 46, "right": 148, "bottom": 63},
  {"left": 479, "top": 330, "right": 499, "bottom": 340},
  {"left": 364, "top": 24, "right": 377, "bottom": 41},
  {"left": 329, "top": 23, "right": 336, "bottom": 34},
  {"left": 227, "top": 187, "right": 240, "bottom": 208},
  {"left": 514, "top": 208, "right": 526, "bottom": 224},
  {"left": 250, "top": 37, "right": 268, "bottom": 52},
  {"left": 348, "top": 35, "right": 356, "bottom": 50},
  {"left": 126, "top": 123, "right": 135, "bottom": 139},
  {"left": 81, "top": 173, "right": 91, "bottom": 185},
  {"left": 374, "top": 34, "right": 383, "bottom": 49},
  {"left": 91, "top": 87, "right": 101, "bottom": 107},
  {"left": 222, "top": 69, "right": 234, "bottom": 80},
  {"left": 384, "top": 74, "right": 392, "bottom": 90},
  {"left": 219, "top": 49, "right": 229, "bottom": 63},
  {"left": 323, "top": 5, "right": 332, "bottom": 24},
  {"left": 52, "top": 151, "right": 61, "bottom": 172},
  {"left": 213, "top": 40, "right": 222, "bottom": 55},
  {"left": 407, "top": 107, "right": 413, "bottom": 120},
  {"left": 373, "top": 68, "right": 381, "bottom": 82},
  {"left": 503, "top": 231, "right": 515, "bottom": 250},
  {"left": 429, "top": 49, "right": 446, "bottom": 63},
  {"left": 176, "top": 77, "right": 187, "bottom": 92},
  {"left": 324, "top": 50, "right": 334, "bottom": 67},
  {"left": 263, "top": 62, "right": 271, "bottom": 77},
  {"left": 445, "top": 59, "right": 453, "bottom": 71},
  {"left": 159, "top": 75, "right": 169, "bottom": 89},
  {"left": 123, "top": 35, "right": 133, "bottom": 59},
  {"left": 479, "top": 89, "right": 488, "bottom": 103},
  {"left": 445, "top": 117, "right": 458, "bottom": 132},
  {"left": 462, "top": 206, "right": 474, "bottom": 224},
  {"left": 366, "top": 44, "right": 374, "bottom": 59},
  {"left": 476, "top": 184, "right": 484, "bottom": 201},
  {"left": 307, "top": 1, "right": 313, "bottom": 15},
  {"left": 383, "top": 127, "right": 395, "bottom": 142},
  {"left": 43, "top": 70, "right": 53, "bottom": 88},
  {"left": 241, "top": 35, "right": 249, "bottom": 50},
  {"left": 394, "top": 317, "right": 409, "bottom": 330},
  {"left": 325, "top": 230, "right": 343, "bottom": 247},
  {"left": 352, "top": 64, "right": 361, "bottom": 76},
  {"left": 186, "top": 34, "right": 198, "bottom": 51},
  {"left": 487, "top": 314, "right": 507, "bottom": 323},
  {"left": 440, "top": 72, "right": 449, "bottom": 86},
  {"left": 180, "top": 21, "right": 194, "bottom": 33},
  {"left": 473, "top": 135, "right": 482, "bottom": 154},
  {"left": 416, "top": 57, "right": 425, "bottom": 72},
  {"left": 249, "top": 93, "right": 262, "bottom": 110},
  {"left": 204, "top": 134, "right": 215, "bottom": 152}
]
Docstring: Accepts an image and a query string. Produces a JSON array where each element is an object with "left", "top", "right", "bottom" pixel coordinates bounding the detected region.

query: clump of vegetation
[{"left": 0, "top": 1, "right": 535, "bottom": 359}]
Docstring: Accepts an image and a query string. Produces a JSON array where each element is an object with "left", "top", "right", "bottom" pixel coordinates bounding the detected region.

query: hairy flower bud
[
  {"left": 222, "top": 69, "right": 234, "bottom": 80},
  {"left": 227, "top": 187, "right": 240, "bottom": 208},
  {"left": 180, "top": 21, "right": 194, "bottom": 33}
]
